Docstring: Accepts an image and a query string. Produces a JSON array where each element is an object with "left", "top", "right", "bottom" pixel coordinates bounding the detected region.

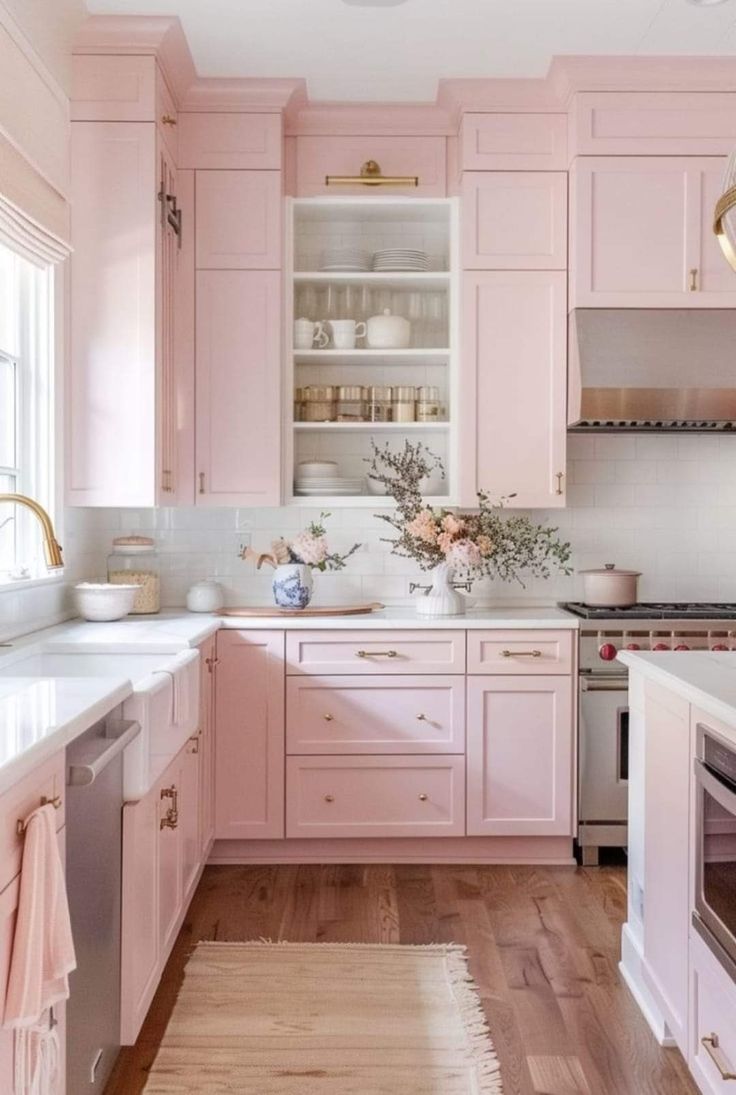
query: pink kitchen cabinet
[
  {"left": 460, "top": 113, "right": 567, "bottom": 171},
  {"left": 195, "top": 170, "right": 282, "bottom": 269},
  {"left": 215, "top": 631, "right": 285, "bottom": 840},
  {"left": 460, "top": 270, "right": 567, "bottom": 508},
  {"left": 570, "top": 155, "right": 736, "bottom": 308},
  {"left": 462, "top": 172, "right": 567, "bottom": 269},
  {"left": 198, "top": 635, "right": 217, "bottom": 856},
  {"left": 68, "top": 122, "right": 194, "bottom": 506},
  {"left": 466, "top": 675, "right": 574, "bottom": 836},
  {"left": 178, "top": 113, "right": 282, "bottom": 170},
  {"left": 195, "top": 270, "right": 281, "bottom": 506},
  {"left": 120, "top": 778, "right": 161, "bottom": 1044},
  {"left": 180, "top": 737, "right": 201, "bottom": 905},
  {"left": 295, "top": 135, "right": 446, "bottom": 196},
  {"left": 640, "top": 681, "right": 691, "bottom": 1056}
]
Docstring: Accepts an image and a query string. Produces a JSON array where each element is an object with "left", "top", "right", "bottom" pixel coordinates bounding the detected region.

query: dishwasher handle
[{"left": 68, "top": 719, "right": 141, "bottom": 787}]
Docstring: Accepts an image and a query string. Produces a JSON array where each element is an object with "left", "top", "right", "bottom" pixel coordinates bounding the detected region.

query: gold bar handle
[
  {"left": 161, "top": 469, "right": 173, "bottom": 493},
  {"left": 501, "top": 649, "right": 542, "bottom": 658},
  {"left": 188, "top": 735, "right": 200, "bottom": 754},
  {"left": 701, "top": 1034, "right": 736, "bottom": 1080},
  {"left": 356, "top": 649, "right": 398, "bottom": 658},
  {"left": 199, "top": 472, "right": 205, "bottom": 495},
  {"left": 161, "top": 114, "right": 177, "bottom": 126},
  {"left": 160, "top": 785, "right": 179, "bottom": 830},
  {"left": 205, "top": 655, "right": 220, "bottom": 674},
  {"left": 16, "top": 795, "right": 62, "bottom": 836},
  {"left": 689, "top": 267, "right": 699, "bottom": 292},
  {"left": 555, "top": 472, "right": 564, "bottom": 495}
]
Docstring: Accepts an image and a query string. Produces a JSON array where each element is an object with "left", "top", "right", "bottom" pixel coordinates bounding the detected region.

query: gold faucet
[{"left": 0, "top": 494, "right": 63, "bottom": 570}]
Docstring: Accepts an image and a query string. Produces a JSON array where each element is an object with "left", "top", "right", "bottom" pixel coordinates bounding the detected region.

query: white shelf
[
  {"left": 287, "top": 494, "right": 453, "bottom": 508},
  {"left": 294, "top": 271, "right": 449, "bottom": 288},
  {"left": 293, "top": 348, "right": 450, "bottom": 366},
  {"left": 294, "top": 421, "right": 449, "bottom": 432}
]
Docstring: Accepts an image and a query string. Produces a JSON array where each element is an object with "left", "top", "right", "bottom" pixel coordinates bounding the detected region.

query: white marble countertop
[
  {"left": 618, "top": 650, "right": 736, "bottom": 731},
  {"left": 214, "top": 605, "right": 579, "bottom": 630}
]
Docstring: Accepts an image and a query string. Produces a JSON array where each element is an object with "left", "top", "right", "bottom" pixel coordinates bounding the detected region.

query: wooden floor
[{"left": 105, "top": 862, "right": 698, "bottom": 1095}]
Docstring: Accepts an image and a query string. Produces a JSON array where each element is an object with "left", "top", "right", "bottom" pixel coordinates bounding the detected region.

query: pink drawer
[
  {"left": 178, "top": 113, "right": 282, "bottom": 169},
  {"left": 286, "top": 755, "right": 465, "bottom": 838},
  {"left": 286, "top": 631, "right": 466, "bottom": 676},
  {"left": 295, "top": 136, "right": 446, "bottom": 197},
  {"left": 467, "top": 630, "right": 573, "bottom": 675},
  {"left": 460, "top": 113, "right": 567, "bottom": 171},
  {"left": 286, "top": 675, "right": 465, "bottom": 755},
  {"left": 0, "top": 754, "right": 65, "bottom": 893}
]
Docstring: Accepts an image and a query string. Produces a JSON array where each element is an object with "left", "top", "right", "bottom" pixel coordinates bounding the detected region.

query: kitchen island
[{"left": 618, "top": 649, "right": 736, "bottom": 1095}]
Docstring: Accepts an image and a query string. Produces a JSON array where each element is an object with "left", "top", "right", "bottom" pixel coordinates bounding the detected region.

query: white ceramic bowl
[
  {"left": 297, "top": 461, "right": 339, "bottom": 479},
  {"left": 74, "top": 582, "right": 139, "bottom": 622}
]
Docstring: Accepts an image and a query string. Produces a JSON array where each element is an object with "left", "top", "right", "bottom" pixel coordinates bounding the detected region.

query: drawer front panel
[
  {"left": 286, "top": 630, "right": 466, "bottom": 675},
  {"left": 286, "top": 755, "right": 465, "bottom": 838},
  {"left": 461, "top": 113, "right": 567, "bottom": 170},
  {"left": 0, "top": 754, "right": 65, "bottom": 892},
  {"left": 690, "top": 929, "right": 736, "bottom": 1094},
  {"left": 467, "top": 630, "right": 573, "bottom": 674},
  {"left": 295, "top": 136, "right": 446, "bottom": 197},
  {"left": 286, "top": 675, "right": 465, "bottom": 754}
]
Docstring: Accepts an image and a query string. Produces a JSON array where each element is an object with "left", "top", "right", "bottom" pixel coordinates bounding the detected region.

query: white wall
[{"left": 74, "top": 434, "right": 736, "bottom": 610}]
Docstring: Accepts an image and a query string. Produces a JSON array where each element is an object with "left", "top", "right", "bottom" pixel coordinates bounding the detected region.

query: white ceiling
[{"left": 85, "top": 0, "right": 736, "bottom": 101}]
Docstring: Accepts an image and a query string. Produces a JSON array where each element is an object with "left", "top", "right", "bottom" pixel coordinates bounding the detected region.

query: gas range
[{"left": 561, "top": 602, "right": 736, "bottom": 671}]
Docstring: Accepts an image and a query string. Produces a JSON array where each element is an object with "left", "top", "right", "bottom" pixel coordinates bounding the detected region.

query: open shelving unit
[{"left": 284, "top": 196, "right": 460, "bottom": 508}]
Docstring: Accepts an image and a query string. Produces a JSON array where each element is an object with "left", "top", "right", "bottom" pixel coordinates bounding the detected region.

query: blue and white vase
[{"left": 272, "top": 563, "right": 313, "bottom": 609}]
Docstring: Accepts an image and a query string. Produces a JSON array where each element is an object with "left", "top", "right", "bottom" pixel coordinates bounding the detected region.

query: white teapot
[{"left": 366, "top": 308, "right": 411, "bottom": 349}]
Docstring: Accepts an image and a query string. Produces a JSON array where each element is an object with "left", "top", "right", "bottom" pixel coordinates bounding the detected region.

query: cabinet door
[
  {"left": 195, "top": 270, "right": 281, "bottom": 506},
  {"left": 196, "top": 170, "right": 281, "bottom": 269},
  {"left": 121, "top": 786, "right": 159, "bottom": 1044},
  {"left": 462, "top": 172, "right": 567, "bottom": 269},
  {"left": 641, "top": 682, "right": 691, "bottom": 1055},
  {"left": 180, "top": 739, "right": 201, "bottom": 903},
  {"left": 215, "top": 630, "right": 285, "bottom": 840},
  {"left": 466, "top": 676, "right": 574, "bottom": 836},
  {"left": 198, "top": 635, "right": 217, "bottom": 855},
  {"left": 460, "top": 270, "right": 566, "bottom": 508}
]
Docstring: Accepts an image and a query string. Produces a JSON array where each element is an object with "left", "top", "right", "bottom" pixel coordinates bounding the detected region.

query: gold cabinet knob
[
  {"left": 323, "top": 713, "right": 334, "bottom": 722},
  {"left": 161, "top": 113, "right": 177, "bottom": 126},
  {"left": 324, "top": 794, "right": 335, "bottom": 803},
  {"left": 416, "top": 713, "right": 427, "bottom": 721},
  {"left": 418, "top": 793, "right": 428, "bottom": 802}
]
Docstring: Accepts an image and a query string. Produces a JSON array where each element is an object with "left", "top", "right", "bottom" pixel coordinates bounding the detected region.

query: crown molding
[
  {"left": 182, "top": 77, "right": 307, "bottom": 115},
  {"left": 286, "top": 101, "right": 454, "bottom": 137}
]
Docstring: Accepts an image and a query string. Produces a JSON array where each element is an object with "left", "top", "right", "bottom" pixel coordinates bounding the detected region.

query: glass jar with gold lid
[{"left": 107, "top": 535, "right": 161, "bottom": 614}]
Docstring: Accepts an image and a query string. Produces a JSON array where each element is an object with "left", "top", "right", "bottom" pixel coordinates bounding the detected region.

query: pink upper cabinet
[
  {"left": 571, "top": 92, "right": 736, "bottom": 157},
  {"left": 460, "top": 270, "right": 567, "bottom": 508},
  {"left": 196, "top": 170, "right": 282, "bottom": 269},
  {"left": 461, "top": 113, "right": 567, "bottom": 171},
  {"left": 178, "top": 113, "right": 282, "bottom": 170},
  {"left": 570, "top": 156, "right": 736, "bottom": 308},
  {"left": 462, "top": 171, "right": 567, "bottom": 270},
  {"left": 295, "top": 136, "right": 446, "bottom": 196},
  {"left": 195, "top": 270, "right": 281, "bottom": 506}
]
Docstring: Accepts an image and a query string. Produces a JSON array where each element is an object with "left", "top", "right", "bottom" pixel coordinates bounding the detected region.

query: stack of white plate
[
  {"left": 295, "top": 461, "right": 363, "bottom": 496},
  {"left": 372, "top": 248, "right": 429, "bottom": 272},
  {"left": 321, "top": 248, "right": 371, "bottom": 272}
]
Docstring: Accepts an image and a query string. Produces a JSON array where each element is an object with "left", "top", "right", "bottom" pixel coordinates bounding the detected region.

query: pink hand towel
[{"left": 3, "top": 802, "right": 76, "bottom": 1094}]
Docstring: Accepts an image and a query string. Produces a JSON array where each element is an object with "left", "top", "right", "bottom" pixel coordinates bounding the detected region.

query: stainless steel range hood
[{"left": 568, "top": 309, "right": 736, "bottom": 432}]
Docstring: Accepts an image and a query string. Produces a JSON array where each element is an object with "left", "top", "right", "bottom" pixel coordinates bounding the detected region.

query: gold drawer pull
[
  {"left": 689, "top": 267, "right": 699, "bottom": 292},
  {"left": 16, "top": 795, "right": 62, "bottom": 836},
  {"left": 501, "top": 649, "right": 542, "bottom": 658},
  {"left": 324, "top": 794, "right": 335, "bottom": 803},
  {"left": 160, "top": 784, "right": 179, "bottom": 830},
  {"left": 356, "top": 649, "right": 397, "bottom": 658},
  {"left": 416, "top": 713, "right": 427, "bottom": 721},
  {"left": 161, "top": 113, "right": 177, "bottom": 127},
  {"left": 702, "top": 1033, "right": 736, "bottom": 1080},
  {"left": 418, "top": 793, "right": 428, "bottom": 802},
  {"left": 188, "top": 734, "right": 200, "bottom": 754},
  {"left": 205, "top": 655, "right": 220, "bottom": 674},
  {"left": 323, "top": 713, "right": 335, "bottom": 722}
]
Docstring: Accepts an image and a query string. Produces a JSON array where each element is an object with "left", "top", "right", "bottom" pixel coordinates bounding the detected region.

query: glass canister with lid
[{"left": 107, "top": 535, "right": 161, "bottom": 614}]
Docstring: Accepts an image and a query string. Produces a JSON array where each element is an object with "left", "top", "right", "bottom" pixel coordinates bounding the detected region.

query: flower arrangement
[
  {"left": 240, "top": 513, "right": 360, "bottom": 573},
  {"left": 367, "top": 440, "right": 572, "bottom": 584}
]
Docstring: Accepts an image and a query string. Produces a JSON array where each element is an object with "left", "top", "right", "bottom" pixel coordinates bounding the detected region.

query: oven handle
[
  {"left": 581, "top": 676, "right": 629, "bottom": 692},
  {"left": 694, "top": 758, "right": 736, "bottom": 815}
]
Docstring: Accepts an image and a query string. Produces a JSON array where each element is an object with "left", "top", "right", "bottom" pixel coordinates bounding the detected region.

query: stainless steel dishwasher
[{"left": 65, "top": 716, "right": 140, "bottom": 1095}]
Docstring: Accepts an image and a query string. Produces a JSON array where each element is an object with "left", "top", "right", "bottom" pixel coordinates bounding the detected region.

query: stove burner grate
[{"left": 562, "top": 602, "right": 736, "bottom": 621}]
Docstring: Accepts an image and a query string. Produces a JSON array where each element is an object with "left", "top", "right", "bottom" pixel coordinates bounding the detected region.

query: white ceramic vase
[
  {"left": 414, "top": 562, "right": 466, "bottom": 618},
  {"left": 272, "top": 563, "right": 314, "bottom": 609}
]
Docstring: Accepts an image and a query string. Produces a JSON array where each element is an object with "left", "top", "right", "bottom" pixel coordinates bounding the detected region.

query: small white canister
[
  {"left": 186, "top": 580, "right": 225, "bottom": 613},
  {"left": 579, "top": 563, "right": 641, "bottom": 607}
]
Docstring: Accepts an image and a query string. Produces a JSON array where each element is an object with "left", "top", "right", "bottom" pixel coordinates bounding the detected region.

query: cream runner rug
[{"left": 144, "top": 941, "right": 502, "bottom": 1094}]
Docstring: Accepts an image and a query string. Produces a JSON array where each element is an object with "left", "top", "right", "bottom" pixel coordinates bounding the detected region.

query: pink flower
[
  {"left": 407, "top": 509, "right": 438, "bottom": 544},
  {"left": 476, "top": 535, "right": 494, "bottom": 556},
  {"left": 437, "top": 531, "right": 454, "bottom": 555},
  {"left": 449, "top": 538, "right": 482, "bottom": 570},
  {"left": 441, "top": 514, "right": 465, "bottom": 536},
  {"left": 291, "top": 532, "right": 328, "bottom": 566}
]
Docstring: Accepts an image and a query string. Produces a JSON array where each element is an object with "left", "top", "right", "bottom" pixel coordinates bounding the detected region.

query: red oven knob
[
  {"left": 674, "top": 643, "right": 690, "bottom": 651},
  {"left": 599, "top": 643, "right": 618, "bottom": 661},
  {"left": 712, "top": 643, "right": 729, "bottom": 651},
  {"left": 652, "top": 642, "right": 670, "bottom": 651},
  {"left": 625, "top": 643, "right": 641, "bottom": 651}
]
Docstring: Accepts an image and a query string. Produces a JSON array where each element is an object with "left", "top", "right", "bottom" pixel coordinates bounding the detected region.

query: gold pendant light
[{"left": 714, "top": 153, "right": 736, "bottom": 272}]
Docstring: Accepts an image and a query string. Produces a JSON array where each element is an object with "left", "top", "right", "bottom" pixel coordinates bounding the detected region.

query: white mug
[
  {"left": 330, "top": 319, "right": 367, "bottom": 350},
  {"left": 294, "top": 317, "right": 329, "bottom": 350}
]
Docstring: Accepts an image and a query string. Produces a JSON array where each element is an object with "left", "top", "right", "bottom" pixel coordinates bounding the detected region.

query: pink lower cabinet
[
  {"left": 286, "top": 675, "right": 465, "bottom": 754},
  {"left": 286, "top": 755, "right": 465, "bottom": 838},
  {"left": 466, "top": 676, "right": 574, "bottom": 836},
  {"left": 215, "top": 630, "right": 285, "bottom": 840}
]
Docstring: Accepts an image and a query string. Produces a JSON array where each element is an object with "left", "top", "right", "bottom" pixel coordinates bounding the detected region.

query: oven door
[
  {"left": 694, "top": 756, "right": 736, "bottom": 978},
  {"left": 579, "top": 674, "right": 629, "bottom": 824}
]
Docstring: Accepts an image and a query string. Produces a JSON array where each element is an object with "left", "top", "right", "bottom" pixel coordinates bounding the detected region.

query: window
[{"left": 0, "top": 241, "right": 55, "bottom": 581}]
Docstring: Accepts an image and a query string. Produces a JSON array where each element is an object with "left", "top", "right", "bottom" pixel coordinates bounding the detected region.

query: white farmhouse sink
[{"left": 0, "top": 646, "right": 200, "bottom": 799}]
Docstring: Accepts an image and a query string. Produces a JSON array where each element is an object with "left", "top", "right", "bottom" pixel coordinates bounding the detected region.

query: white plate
[{"left": 295, "top": 487, "right": 363, "bottom": 496}]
